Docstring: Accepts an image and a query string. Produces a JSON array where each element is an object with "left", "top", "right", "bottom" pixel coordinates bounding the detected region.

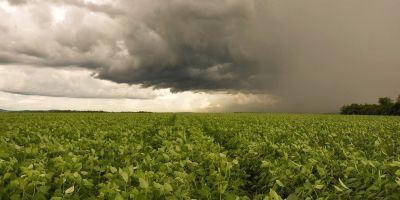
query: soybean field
[{"left": 0, "top": 113, "right": 399, "bottom": 200}]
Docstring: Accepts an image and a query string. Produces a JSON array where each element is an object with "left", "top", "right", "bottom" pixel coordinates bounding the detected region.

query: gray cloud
[
  {"left": 6, "top": 0, "right": 26, "bottom": 5},
  {"left": 1, "top": 0, "right": 400, "bottom": 112},
  {"left": 94, "top": 0, "right": 278, "bottom": 92},
  {"left": 0, "top": 0, "right": 278, "bottom": 92},
  {"left": 0, "top": 65, "right": 163, "bottom": 99}
]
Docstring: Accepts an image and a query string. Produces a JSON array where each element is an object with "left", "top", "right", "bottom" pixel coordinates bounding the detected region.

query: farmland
[{"left": 0, "top": 113, "right": 399, "bottom": 199}]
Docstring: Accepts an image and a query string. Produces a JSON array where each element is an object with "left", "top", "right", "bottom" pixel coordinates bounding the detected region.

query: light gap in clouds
[
  {"left": 83, "top": 0, "right": 113, "bottom": 6},
  {"left": 0, "top": 91, "right": 278, "bottom": 112},
  {"left": 0, "top": 65, "right": 167, "bottom": 99},
  {"left": 0, "top": 1, "right": 16, "bottom": 13},
  {"left": 51, "top": 6, "right": 67, "bottom": 24}
]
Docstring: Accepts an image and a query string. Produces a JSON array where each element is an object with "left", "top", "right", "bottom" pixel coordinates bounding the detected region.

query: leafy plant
[{"left": 0, "top": 112, "right": 399, "bottom": 199}]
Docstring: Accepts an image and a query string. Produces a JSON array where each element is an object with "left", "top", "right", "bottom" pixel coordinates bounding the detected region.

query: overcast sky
[{"left": 0, "top": 0, "right": 399, "bottom": 112}]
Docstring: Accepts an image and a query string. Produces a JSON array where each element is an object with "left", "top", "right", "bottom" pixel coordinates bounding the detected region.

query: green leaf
[
  {"left": 287, "top": 193, "right": 298, "bottom": 200},
  {"left": 139, "top": 178, "right": 149, "bottom": 189},
  {"left": 110, "top": 166, "right": 117, "bottom": 173},
  {"left": 339, "top": 178, "right": 350, "bottom": 190},
  {"left": 396, "top": 177, "right": 400, "bottom": 186},
  {"left": 261, "top": 161, "right": 270, "bottom": 168},
  {"left": 276, "top": 180, "right": 284, "bottom": 187},
  {"left": 164, "top": 183, "right": 173, "bottom": 193},
  {"left": 314, "top": 184, "right": 324, "bottom": 190},
  {"left": 232, "top": 159, "right": 239, "bottom": 165},
  {"left": 268, "top": 189, "right": 283, "bottom": 200},
  {"left": 38, "top": 185, "right": 51, "bottom": 193},
  {"left": 218, "top": 181, "right": 228, "bottom": 194},
  {"left": 0, "top": 150, "right": 10, "bottom": 159},
  {"left": 119, "top": 169, "right": 129, "bottom": 183},
  {"left": 81, "top": 171, "right": 89, "bottom": 175},
  {"left": 153, "top": 182, "right": 163, "bottom": 190},
  {"left": 390, "top": 161, "right": 400, "bottom": 167},
  {"left": 65, "top": 186, "right": 75, "bottom": 194},
  {"left": 115, "top": 193, "right": 124, "bottom": 200},
  {"left": 334, "top": 185, "right": 343, "bottom": 192},
  {"left": 128, "top": 165, "right": 135, "bottom": 175},
  {"left": 303, "top": 181, "right": 313, "bottom": 191},
  {"left": 368, "top": 161, "right": 376, "bottom": 168}
]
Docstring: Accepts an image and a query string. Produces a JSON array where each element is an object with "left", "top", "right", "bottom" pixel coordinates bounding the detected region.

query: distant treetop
[{"left": 341, "top": 96, "right": 400, "bottom": 116}]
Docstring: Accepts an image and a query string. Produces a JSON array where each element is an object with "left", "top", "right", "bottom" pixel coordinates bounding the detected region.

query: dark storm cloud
[
  {"left": 0, "top": 0, "right": 278, "bottom": 92},
  {"left": 1, "top": 0, "right": 400, "bottom": 112},
  {"left": 94, "top": 0, "right": 278, "bottom": 92}
]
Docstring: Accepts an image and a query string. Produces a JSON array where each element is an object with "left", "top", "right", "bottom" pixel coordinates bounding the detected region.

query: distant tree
[
  {"left": 392, "top": 96, "right": 400, "bottom": 115},
  {"left": 341, "top": 95, "right": 399, "bottom": 116},
  {"left": 377, "top": 97, "right": 394, "bottom": 115},
  {"left": 379, "top": 97, "right": 393, "bottom": 106},
  {"left": 340, "top": 104, "right": 355, "bottom": 115},
  {"left": 341, "top": 104, "right": 366, "bottom": 115}
]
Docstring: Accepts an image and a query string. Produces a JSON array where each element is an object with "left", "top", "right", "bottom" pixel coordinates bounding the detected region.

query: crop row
[
  {"left": 0, "top": 113, "right": 246, "bottom": 199},
  {"left": 191, "top": 114, "right": 400, "bottom": 199}
]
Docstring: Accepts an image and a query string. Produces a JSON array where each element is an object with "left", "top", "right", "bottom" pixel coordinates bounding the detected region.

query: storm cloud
[
  {"left": 0, "top": 0, "right": 399, "bottom": 112},
  {"left": 0, "top": 0, "right": 278, "bottom": 92}
]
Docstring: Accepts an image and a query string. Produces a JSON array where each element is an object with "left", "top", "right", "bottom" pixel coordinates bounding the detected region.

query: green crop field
[{"left": 0, "top": 113, "right": 399, "bottom": 200}]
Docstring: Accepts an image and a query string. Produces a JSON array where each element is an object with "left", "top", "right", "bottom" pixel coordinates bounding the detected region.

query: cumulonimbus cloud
[
  {"left": 1, "top": 0, "right": 400, "bottom": 112},
  {"left": 0, "top": 0, "right": 278, "bottom": 92}
]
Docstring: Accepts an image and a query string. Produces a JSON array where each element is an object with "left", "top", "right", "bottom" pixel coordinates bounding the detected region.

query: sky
[{"left": 0, "top": 0, "right": 399, "bottom": 112}]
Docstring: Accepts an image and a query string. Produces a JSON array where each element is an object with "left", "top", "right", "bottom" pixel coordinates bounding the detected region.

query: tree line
[{"left": 341, "top": 96, "right": 400, "bottom": 116}]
